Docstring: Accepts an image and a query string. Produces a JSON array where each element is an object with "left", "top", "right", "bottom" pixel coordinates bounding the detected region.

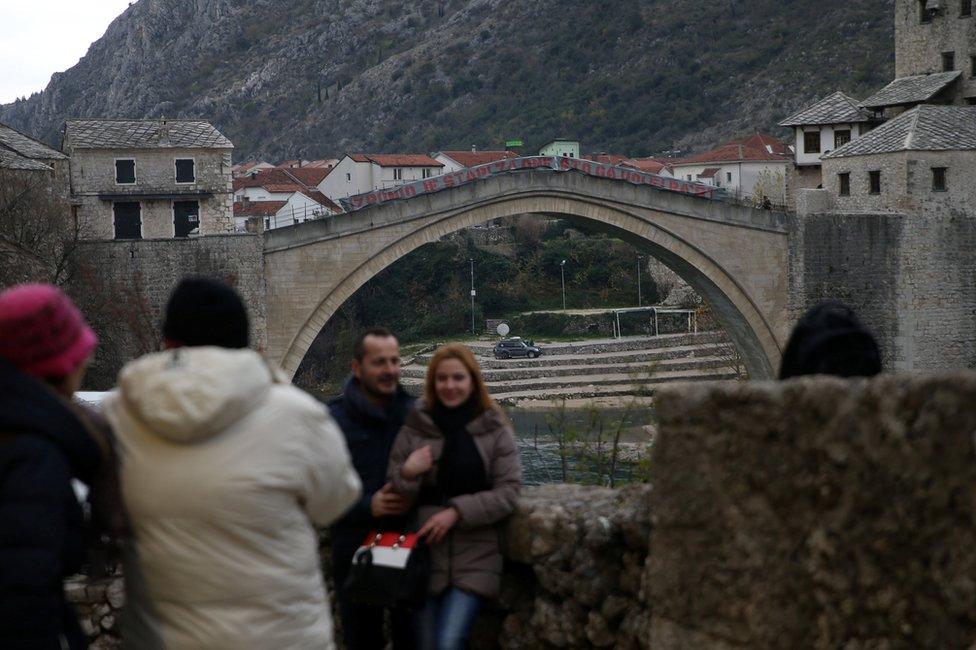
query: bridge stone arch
[{"left": 263, "top": 169, "right": 790, "bottom": 379}]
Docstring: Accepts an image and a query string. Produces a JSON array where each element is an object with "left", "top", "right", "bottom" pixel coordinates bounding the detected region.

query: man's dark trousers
[{"left": 329, "top": 377, "right": 416, "bottom": 650}]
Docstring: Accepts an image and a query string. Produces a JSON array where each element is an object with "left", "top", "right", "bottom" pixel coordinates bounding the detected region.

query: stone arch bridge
[{"left": 263, "top": 162, "right": 791, "bottom": 379}]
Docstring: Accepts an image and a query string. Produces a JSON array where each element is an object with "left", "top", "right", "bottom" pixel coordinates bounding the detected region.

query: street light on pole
[
  {"left": 469, "top": 258, "right": 476, "bottom": 335},
  {"left": 560, "top": 259, "right": 567, "bottom": 311},
  {"left": 637, "top": 254, "right": 644, "bottom": 307}
]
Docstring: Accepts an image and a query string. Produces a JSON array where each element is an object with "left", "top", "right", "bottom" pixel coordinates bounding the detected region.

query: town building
[
  {"left": 232, "top": 166, "right": 340, "bottom": 231},
  {"left": 896, "top": 0, "right": 976, "bottom": 103},
  {"left": 231, "top": 160, "right": 274, "bottom": 178},
  {"left": 820, "top": 105, "right": 976, "bottom": 214},
  {"left": 318, "top": 153, "right": 444, "bottom": 201},
  {"left": 778, "top": 91, "right": 879, "bottom": 189},
  {"left": 784, "top": 0, "right": 976, "bottom": 214},
  {"left": 620, "top": 158, "right": 673, "bottom": 176},
  {"left": 669, "top": 135, "right": 792, "bottom": 205},
  {"left": 0, "top": 122, "right": 70, "bottom": 191},
  {"left": 61, "top": 119, "right": 235, "bottom": 240},
  {"left": 539, "top": 139, "right": 580, "bottom": 158},
  {"left": 433, "top": 149, "right": 517, "bottom": 173}
]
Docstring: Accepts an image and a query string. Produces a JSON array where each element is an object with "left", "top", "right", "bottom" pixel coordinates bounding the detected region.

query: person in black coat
[
  {"left": 779, "top": 301, "right": 882, "bottom": 379},
  {"left": 329, "top": 327, "right": 416, "bottom": 650},
  {"left": 0, "top": 284, "right": 115, "bottom": 650}
]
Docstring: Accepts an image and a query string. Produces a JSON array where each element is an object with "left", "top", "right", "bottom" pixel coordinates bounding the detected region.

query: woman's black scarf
[{"left": 431, "top": 397, "right": 490, "bottom": 499}]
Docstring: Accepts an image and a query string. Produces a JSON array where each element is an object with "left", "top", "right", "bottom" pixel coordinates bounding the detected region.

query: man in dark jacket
[{"left": 329, "top": 327, "right": 416, "bottom": 650}]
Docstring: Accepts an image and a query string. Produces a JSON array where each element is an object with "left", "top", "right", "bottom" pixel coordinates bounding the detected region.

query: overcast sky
[{"left": 0, "top": 1, "right": 132, "bottom": 104}]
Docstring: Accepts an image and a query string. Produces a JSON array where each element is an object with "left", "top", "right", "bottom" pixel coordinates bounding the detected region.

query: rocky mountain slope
[{"left": 1, "top": 0, "right": 894, "bottom": 160}]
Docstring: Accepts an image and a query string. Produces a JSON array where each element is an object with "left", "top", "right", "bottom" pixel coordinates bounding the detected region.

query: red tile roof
[
  {"left": 620, "top": 158, "right": 670, "bottom": 174},
  {"left": 438, "top": 150, "right": 517, "bottom": 167},
  {"left": 726, "top": 134, "right": 792, "bottom": 157},
  {"left": 583, "top": 153, "right": 630, "bottom": 165},
  {"left": 348, "top": 153, "right": 444, "bottom": 167},
  {"left": 673, "top": 142, "right": 788, "bottom": 166},
  {"left": 698, "top": 167, "right": 721, "bottom": 179},
  {"left": 233, "top": 200, "right": 286, "bottom": 217},
  {"left": 302, "top": 190, "right": 342, "bottom": 213},
  {"left": 304, "top": 159, "right": 337, "bottom": 168},
  {"left": 232, "top": 167, "right": 329, "bottom": 192}
]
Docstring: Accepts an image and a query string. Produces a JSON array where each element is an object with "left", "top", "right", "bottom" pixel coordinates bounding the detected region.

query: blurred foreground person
[
  {"left": 0, "top": 284, "right": 112, "bottom": 649},
  {"left": 779, "top": 300, "right": 882, "bottom": 379},
  {"left": 103, "top": 277, "right": 361, "bottom": 649},
  {"left": 388, "top": 344, "right": 522, "bottom": 650},
  {"left": 329, "top": 327, "right": 416, "bottom": 650}
]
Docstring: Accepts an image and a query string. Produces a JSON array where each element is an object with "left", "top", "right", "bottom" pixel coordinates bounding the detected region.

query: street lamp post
[
  {"left": 637, "top": 255, "right": 644, "bottom": 307},
  {"left": 560, "top": 259, "right": 567, "bottom": 311},
  {"left": 469, "top": 258, "right": 475, "bottom": 335}
]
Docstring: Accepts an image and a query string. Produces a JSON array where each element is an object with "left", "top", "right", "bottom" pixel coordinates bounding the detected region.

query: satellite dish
[{"left": 496, "top": 323, "right": 510, "bottom": 337}]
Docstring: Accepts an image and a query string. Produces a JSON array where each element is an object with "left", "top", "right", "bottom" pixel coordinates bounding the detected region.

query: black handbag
[{"left": 343, "top": 530, "right": 431, "bottom": 609}]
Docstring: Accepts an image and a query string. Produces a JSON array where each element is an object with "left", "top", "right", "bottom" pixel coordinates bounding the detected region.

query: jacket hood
[
  {"left": 407, "top": 399, "right": 509, "bottom": 438},
  {"left": 779, "top": 301, "right": 882, "bottom": 380},
  {"left": 0, "top": 359, "right": 103, "bottom": 481},
  {"left": 117, "top": 347, "right": 273, "bottom": 443}
]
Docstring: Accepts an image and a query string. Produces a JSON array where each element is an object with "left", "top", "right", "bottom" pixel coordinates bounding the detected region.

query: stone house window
[
  {"left": 838, "top": 172, "right": 851, "bottom": 196},
  {"left": 175, "top": 159, "right": 195, "bottom": 183},
  {"left": 394, "top": 168, "right": 403, "bottom": 180},
  {"left": 869, "top": 170, "right": 881, "bottom": 195},
  {"left": 920, "top": 0, "right": 932, "bottom": 22},
  {"left": 834, "top": 130, "right": 852, "bottom": 149},
  {"left": 943, "top": 52, "right": 956, "bottom": 71},
  {"left": 970, "top": 55, "right": 976, "bottom": 78},
  {"left": 932, "top": 167, "right": 948, "bottom": 191},
  {"left": 803, "top": 131, "right": 821, "bottom": 154},
  {"left": 115, "top": 159, "right": 136, "bottom": 185},
  {"left": 113, "top": 202, "right": 141, "bottom": 239},
  {"left": 962, "top": 0, "right": 972, "bottom": 16}
]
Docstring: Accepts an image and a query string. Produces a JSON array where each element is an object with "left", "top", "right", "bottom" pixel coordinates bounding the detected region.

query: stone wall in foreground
[
  {"left": 67, "top": 373, "right": 976, "bottom": 648},
  {"left": 648, "top": 374, "right": 976, "bottom": 649}
]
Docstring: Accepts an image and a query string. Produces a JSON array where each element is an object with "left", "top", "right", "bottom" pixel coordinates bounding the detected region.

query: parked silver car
[{"left": 493, "top": 337, "right": 542, "bottom": 359}]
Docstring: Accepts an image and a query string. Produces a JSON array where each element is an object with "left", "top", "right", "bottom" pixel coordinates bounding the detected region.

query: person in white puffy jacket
[{"left": 102, "top": 277, "right": 361, "bottom": 650}]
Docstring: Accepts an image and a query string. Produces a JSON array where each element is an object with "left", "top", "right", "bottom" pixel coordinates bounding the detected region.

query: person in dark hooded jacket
[
  {"left": 0, "top": 284, "right": 111, "bottom": 650},
  {"left": 779, "top": 300, "right": 882, "bottom": 379}
]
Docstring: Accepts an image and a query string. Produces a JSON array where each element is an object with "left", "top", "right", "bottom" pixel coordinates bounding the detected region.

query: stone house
[
  {"left": 318, "top": 153, "right": 444, "bottom": 202},
  {"left": 0, "top": 121, "right": 70, "bottom": 193},
  {"left": 897, "top": 0, "right": 976, "bottom": 103},
  {"left": 61, "top": 119, "right": 234, "bottom": 240},
  {"left": 778, "top": 91, "right": 879, "bottom": 190},
  {"left": 820, "top": 105, "right": 976, "bottom": 215}
]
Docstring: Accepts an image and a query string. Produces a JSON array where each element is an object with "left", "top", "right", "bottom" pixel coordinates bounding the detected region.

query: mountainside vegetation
[{"left": 2, "top": 0, "right": 894, "bottom": 159}]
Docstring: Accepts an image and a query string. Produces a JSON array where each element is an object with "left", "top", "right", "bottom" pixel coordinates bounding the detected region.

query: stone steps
[
  {"left": 401, "top": 355, "right": 732, "bottom": 382},
  {"left": 412, "top": 331, "right": 725, "bottom": 363},
  {"left": 408, "top": 342, "right": 733, "bottom": 373},
  {"left": 488, "top": 368, "right": 739, "bottom": 402}
]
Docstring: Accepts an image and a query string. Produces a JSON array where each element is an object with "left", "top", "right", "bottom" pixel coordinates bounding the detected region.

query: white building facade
[{"left": 319, "top": 154, "right": 444, "bottom": 201}]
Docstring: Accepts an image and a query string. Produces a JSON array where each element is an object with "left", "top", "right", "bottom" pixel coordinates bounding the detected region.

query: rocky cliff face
[{"left": 1, "top": 0, "right": 894, "bottom": 160}]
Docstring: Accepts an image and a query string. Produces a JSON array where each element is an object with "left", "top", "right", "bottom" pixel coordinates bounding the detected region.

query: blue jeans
[{"left": 418, "top": 588, "right": 483, "bottom": 650}]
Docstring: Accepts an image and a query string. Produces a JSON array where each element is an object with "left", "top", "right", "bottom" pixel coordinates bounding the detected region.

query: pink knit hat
[{"left": 0, "top": 284, "right": 97, "bottom": 379}]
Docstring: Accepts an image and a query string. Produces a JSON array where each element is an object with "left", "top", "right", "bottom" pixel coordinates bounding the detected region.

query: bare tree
[{"left": 0, "top": 168, "right": 83, "bottom": 289}]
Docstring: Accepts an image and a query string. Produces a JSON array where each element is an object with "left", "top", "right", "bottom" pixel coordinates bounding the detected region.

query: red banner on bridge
[{"left": 338, "top": 156, "right": 720, "bottom": 212}]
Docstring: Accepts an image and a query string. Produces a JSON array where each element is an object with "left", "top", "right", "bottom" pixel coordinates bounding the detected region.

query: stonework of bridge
[{"left": 263, "top": 168, "right": 791, "bottom": 379}]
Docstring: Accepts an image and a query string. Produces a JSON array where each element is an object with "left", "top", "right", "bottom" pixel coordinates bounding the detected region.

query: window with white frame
[{"left": 394, "top": 168, "right": 403, "bottom": 180}]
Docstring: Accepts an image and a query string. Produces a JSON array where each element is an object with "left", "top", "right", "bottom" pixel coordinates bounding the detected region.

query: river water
[{"left": 506, "top": 406, "right": 655, "bottom": 486}]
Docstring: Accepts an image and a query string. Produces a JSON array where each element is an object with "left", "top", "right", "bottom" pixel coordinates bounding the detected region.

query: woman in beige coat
[{"left": 388, "top": 344, "right": 522, "bottom": 650}]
